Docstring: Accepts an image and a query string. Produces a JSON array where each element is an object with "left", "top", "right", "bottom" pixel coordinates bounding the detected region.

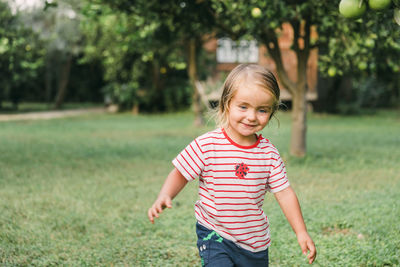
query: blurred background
[{"left": 1, "top": 0, "right": 399, "bottom": 116}]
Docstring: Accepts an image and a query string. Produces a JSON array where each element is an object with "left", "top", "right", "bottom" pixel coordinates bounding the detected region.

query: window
[{"left": 216, "top": 37, "right": 258, "bottom": 63}]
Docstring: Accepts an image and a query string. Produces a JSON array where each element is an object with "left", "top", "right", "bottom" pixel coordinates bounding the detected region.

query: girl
[{"left": 147, "top": 64, "right": 316, "bottom": 266}]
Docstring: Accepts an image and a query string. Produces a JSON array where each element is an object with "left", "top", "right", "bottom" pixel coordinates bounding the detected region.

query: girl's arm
[
  {"left": 274, "top": 186, "right": 317, "bottom": 264},
  {"left": 147, "top": 168, "right": 188, "bottom": 224}
]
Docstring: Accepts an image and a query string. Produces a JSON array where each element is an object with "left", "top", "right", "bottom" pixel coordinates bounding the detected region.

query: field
[{"left": 0, "top": 110, "right": 399, "bottom": 266}]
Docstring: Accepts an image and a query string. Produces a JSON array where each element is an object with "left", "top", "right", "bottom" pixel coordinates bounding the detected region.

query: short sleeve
[
  {"left": 172, "top": 138, "right": 205, "bottom": 181},
  {"left": 266, "top": 152, "right": 290, "bottom": 193}
]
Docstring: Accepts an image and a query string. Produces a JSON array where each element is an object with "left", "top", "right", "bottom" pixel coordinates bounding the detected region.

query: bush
[
  {"left": 337, "top": 76, "right": 392, "bottom": 115},
  {"left": 103, "top": 68, "right": 192, "bottom": 113},
  {"left": 315, "top": 74, "right": 395, "bottom": 115}
]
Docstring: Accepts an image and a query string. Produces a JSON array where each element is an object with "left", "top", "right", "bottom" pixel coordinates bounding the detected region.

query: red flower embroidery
[{"left": 235, "top": 163, "right": 249, "bottom": 179}]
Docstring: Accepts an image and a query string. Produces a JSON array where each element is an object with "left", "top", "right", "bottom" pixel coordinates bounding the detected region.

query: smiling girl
[{"left": 148, "top": 64, "right": 316, "bottom": 266}]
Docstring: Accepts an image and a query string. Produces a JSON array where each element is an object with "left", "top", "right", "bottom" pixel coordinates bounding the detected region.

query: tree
[
  {"left": 147, "top": 1, "right": 215, "bottom": 125},
  {"left": 80, "top": 0, "right": 399, "bottom": 157},
  {"left": 20, "top": 0, "right": 84, "bottom": 109},
  {"left": 80, "top": 1, "right": 193, "bottom": 113},
  {"left": 0, "top": 1, "right": 45, "bottom": 109},
  {"left": 207, "top": 1, "right": 331, "bottom": 157},
  {"left": 338, "top": 0, "right": 400, "bottom": 24},
  {"left": 86, "top": 0, "right": 215, "bottom": 123},
  {"left": 319, "top": 0, "right": 400, "bottom": 112},
  {"left": 338, "top": 0, "right": 400, "bottom": 106},
  {"left": 208, "top": 0, "right": 399, "bottom": 156}
]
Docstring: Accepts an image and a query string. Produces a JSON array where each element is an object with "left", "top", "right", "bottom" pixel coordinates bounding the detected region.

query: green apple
[
  {"left": 339, "top": 0, "right": 367, "bottom": 18},
  {"left": 328, "top": 66, "right": 337, "bottom": 77},
  {"left": 365, "top": 38, "right": 375, "bottom": 48},
  {"left": 269, "top": 21, "right": 278, "bottom": 28},
  {"left": 358, "top": 61, "right": 368, "bottom": 70},
  {"left": 368, "top": 0, "right": 392, "bottom": 10},
  {"left": 251, "top": 7, "right": 262, "bottom": 18}
]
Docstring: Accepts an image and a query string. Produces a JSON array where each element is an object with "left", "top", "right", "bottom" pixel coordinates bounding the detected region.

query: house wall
[{"left": 203, "top": 23, "right": 318, "bottom": 101}]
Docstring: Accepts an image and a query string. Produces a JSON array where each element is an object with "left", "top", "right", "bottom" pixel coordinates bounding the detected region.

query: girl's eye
[
  {"left": 239, "top": 105, "right": 247, "bottom": 110},
  {"left": 259, "top": 109, "right": 269, "bottom": 114}
]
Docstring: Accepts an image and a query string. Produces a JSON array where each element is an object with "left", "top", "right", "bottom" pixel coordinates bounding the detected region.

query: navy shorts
[{"left": 196, "top": 223, "right": 269, "bottom": 267}]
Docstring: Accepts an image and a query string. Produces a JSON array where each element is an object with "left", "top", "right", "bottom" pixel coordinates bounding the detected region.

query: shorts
[{"left": 196, "top": 222, "right": 269, "bottom": 267}]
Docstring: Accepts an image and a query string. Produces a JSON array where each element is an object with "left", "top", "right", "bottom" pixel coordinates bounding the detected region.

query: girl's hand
[
  {"left": 274, "top": 187, "right": 316, "bottom": 264},
  {"left": 297, "top": 231, "right": 316, "bottom": 264},
  {"left": 147, "top": 194, "right": 172, "bottom": 224},
  {"left": 147, "top": 168, "right": 188, "bottom": 224}
]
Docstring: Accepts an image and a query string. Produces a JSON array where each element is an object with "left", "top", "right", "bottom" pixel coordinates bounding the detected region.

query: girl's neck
[{"left": 222, "top": 127, "right": 260, "bottom": 148}]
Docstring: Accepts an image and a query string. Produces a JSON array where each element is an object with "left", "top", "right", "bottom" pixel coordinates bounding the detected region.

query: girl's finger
[
  {"left": 165, "top": 198, "right": 172, "bottom": 209},
  {"left": 307, "top": 242, "right": 316, "bottom": 264},
  {"left": 156, "top": 203, "right": 164, "bottom": 214},
  {"left": 147, "top": 209, "right": 155, "bottom": 223},
  {"left": 299, "top": 241, "right": 308, "bottom": 256}
]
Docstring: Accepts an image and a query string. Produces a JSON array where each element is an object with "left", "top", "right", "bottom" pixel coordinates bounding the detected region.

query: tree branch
[
  {"left": 261, "top": 28, "right": 296, "bottom": 95},
  {"left": 204, "top": 2, "right": 245, "bottom": 40},
  {"left": 290, "top": 17, "right": 312, "bottom": 91},
  {"left": 291, "top": 19, "right": 300, "bottom": 54}
]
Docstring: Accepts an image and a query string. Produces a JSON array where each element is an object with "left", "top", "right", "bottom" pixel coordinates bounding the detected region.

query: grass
[
  {"left": 0, "top": 110, "right": 399, "bottom": 266},
  {"left": 0, "top": 102, "right": 103, "bottom": 114}
]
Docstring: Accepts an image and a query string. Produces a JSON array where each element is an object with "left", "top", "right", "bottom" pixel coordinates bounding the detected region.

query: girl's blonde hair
[{"left": 216, "top": 64, "right": 281, "bottom": 128}]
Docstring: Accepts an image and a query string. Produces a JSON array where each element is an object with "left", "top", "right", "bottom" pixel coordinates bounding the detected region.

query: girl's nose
[{"left": 247, "top": 110, "right": 257, "bottom": 121}]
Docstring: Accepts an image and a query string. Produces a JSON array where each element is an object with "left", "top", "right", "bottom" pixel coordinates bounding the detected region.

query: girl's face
[{"left": 225, "top": 84, "right": 275, "bottom": 146}]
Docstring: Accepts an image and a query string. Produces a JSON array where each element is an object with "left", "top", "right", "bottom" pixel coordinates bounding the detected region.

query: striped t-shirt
[{"left": 172, "top": 128, "right": 290, "bottom": 252}]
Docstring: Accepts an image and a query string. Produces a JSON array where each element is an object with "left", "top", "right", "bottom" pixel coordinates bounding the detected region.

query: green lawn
[
  {"left": 0, "top": 110, "right": 399, "bottom": 266},
  {"left": 0, "top": 102, "right": 103, "bottom": 114}
]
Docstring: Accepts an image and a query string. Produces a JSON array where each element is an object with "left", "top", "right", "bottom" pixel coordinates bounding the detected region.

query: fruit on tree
[
  {"left": 339, "top": 0, "right": 367, "bottom": 18},
  {"left": 251, "top": 7, "right": 262, "bottom": 18},
  {"left": 368, "top": 0, "right": 392, "bottom": 10},
  {"left": 328, "top": 66, "right": 337, "bottom": 77},
  {"left": 365, "top": 38, "right": 375, "bottom": 48},
  {"left": 358, "top": 61, "right": 368, "bottom": 70}
]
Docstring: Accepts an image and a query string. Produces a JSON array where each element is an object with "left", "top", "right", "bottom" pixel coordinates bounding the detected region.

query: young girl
[{"left": 147, "top": 64, "right": 316, "bottom": 266}]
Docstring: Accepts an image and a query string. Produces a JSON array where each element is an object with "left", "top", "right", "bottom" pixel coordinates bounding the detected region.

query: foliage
[
  {"left": 0, "top": 1, "right": 104, "bottom": 108},
  {"left": 66, "top": 56, "right": 105, "bottom": 103},
  {"left": 80, "top": 1, "right": 194, "bottom": 112},
  {"left": 205, "top": 1, "right": 340, "bottom": 156},
  {"left": 317, "top": 6, "right": 400, "bottom": 112},
  {"left": 318, "top": 10, "right": 400, "bottom": 75},
  {"left": 27, "top": 0, "right": 88, "bottom": 108},
  {"left": 207, "top": 1, "right": 399, "bottom": 90},
  {"left": 0, "top": 2, "right": 45, "bottom": 108},
  {"left": 336, "top": 76, "right": 393, "bottom": 114},
  {"left": 339, "top": 0, "right": 400, "bottom": 21},
  {"left": 0, "top": 111, "right": 399, "bottom": 265},
  {"left": 27, "top": 0, "right": 82, "bottom": 55},
  {"left": 1, "top": 0, "right": 399, "bottom": 116},
  {"left": 81, "top": 0, "right": 399, "bottom": 156}
]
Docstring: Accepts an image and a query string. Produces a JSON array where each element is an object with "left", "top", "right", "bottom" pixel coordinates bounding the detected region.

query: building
[{"left": 202, "top": 23, "right": 318, "bottom": 102}]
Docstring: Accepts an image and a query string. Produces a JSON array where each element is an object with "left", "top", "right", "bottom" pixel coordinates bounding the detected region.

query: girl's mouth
[{"left": 242, "top": 122, "right": 257, "bottom": 128}]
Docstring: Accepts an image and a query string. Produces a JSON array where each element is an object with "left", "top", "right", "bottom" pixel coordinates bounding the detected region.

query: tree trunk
[
  {"left": 290, "top": 89, "right": 307, "bottom": 157},
  {"left": 54, "top": 53, "right": 72, "bottom": 110},
  {"left": 132, "top": 104, "right": 139, "bottom": 115},
  {"left": 0, "top": 87, "right": 3, "bottom": 109},
  {"left": 261, "top": 19, "right": 311, "bottom": 157},
  {"left": 187, "top": 38, "right": 205, "bottom": 126},
  {"left": 45, "top": 53, "right": 53, "bottom": 105}
]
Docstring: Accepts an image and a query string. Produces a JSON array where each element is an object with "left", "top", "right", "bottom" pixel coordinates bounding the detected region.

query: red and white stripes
[{"left": 172, "top": 128, "right": 289, "bottom": 252}]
